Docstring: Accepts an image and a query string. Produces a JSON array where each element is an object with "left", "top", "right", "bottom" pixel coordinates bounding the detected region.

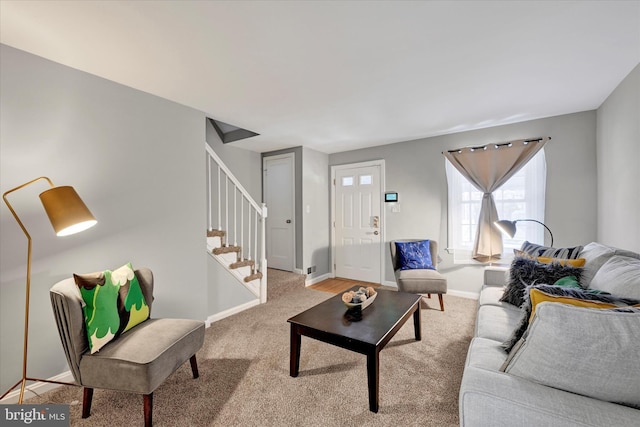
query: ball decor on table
[{"left": 342, "top": 286, "right": 377, "bottom": 309}]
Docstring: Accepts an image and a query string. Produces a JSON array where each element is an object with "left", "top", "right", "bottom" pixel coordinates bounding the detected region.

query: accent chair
[
  {"left": 50, "top": 267, "right": 205, "bottom": 426},
  {"left": 390, "top": 239, "right": 448, "bottom": 311}
]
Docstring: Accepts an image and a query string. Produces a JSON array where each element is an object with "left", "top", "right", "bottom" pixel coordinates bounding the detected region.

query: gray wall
[
  {"left": 329, "top": 111, "right": 598, "bottom": 294},
  {"left": 302, "top": 147, "right": 330, "bottom": 279},
  {"left": 596, "top": 63, "right": 640, "bottom": 253},
  {"left": 0, "top": 45, "right": 208, "bottom": 392}
]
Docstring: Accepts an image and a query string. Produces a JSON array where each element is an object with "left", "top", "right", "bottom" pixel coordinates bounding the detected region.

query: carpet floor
[{"left": 27, "top": 269, "right": 477, "bottom": 426}]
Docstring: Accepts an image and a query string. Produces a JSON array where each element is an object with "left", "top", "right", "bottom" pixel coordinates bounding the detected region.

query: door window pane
[
  {"left": 342, "top": 176, "right": 354, "bottom": 186},
  {"left": 359, "top": 175, "right": 372, "bottom": 185}
]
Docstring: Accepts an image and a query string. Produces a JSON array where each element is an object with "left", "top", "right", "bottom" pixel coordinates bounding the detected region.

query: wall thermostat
[{"left": 385, "top": 192, "right": 398, "bottom": 202}]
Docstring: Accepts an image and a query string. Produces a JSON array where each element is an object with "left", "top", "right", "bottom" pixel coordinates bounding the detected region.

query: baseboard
[
  {"left": 0, "top": 371, "right": 75, "bottom": 404},
  {"left": 383, "top": 280, "right": 398, "bottom": 288},
  {"left": 305, "top": 273, "right": 331, "bottom": 286},
  {"left": 206, "top": 298, "right": 261, "bottom": 327},
  {"left": 447, "top": 289, "right": 480, "bottom": 300}
]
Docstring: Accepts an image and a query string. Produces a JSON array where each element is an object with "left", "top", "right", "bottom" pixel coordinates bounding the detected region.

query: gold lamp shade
[{"left": 39, "top": 186, "right": 97, "bottom": 236}]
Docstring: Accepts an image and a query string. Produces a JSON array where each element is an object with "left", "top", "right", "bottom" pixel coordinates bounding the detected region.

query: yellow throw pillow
[
  {"left": 536, "top": 257, "right": 586, "bottom": 267},
  {"left": 528, "top": 288, "right": 640, "bottom": 322}
]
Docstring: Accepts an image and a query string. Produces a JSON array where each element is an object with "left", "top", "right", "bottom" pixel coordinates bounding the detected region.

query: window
[
  {"left": 359, "top": 174, "right": 372, "bottom": 185},
  {"left": 445, "top": 149, "right": 546, "bottom": 263}
]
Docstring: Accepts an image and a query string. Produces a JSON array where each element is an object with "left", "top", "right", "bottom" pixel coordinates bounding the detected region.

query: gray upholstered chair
[
  {"left": 50, "top": 267, "right": 205, "bottom": 426},
  {"left": 390, "top": 239, "right": 448, "bottom": 311}
]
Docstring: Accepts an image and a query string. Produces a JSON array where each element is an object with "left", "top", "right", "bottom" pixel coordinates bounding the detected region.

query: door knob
[
  {"left": 374, "top": 231, "right": 379, "bottom": 235},
  {"left": 286, "top": 219, "right": 292, "bottom": 223}
]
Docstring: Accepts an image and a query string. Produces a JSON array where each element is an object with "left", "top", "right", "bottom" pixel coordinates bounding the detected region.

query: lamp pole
[{"left": 1, "top": 177, "right": 95, "bottom": 403}]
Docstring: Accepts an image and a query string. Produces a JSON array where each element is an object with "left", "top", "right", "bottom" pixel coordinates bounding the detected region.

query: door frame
[
  {"left": 330, "top": 159, "right": 385, "bottom": 283},
  {"left": 263, "top": 152, "right": 296, "bottom": 272}
]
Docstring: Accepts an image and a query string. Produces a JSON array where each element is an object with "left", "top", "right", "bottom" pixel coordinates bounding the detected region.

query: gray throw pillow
[
  {"left": 501, "top": 284, "right": 638, "bottom": 353},
  {"left": 501, "top": 303, "right": 640, "bottom": 409},
  {"left": 589, "top": 255, "right": 640, "bottom": 299},
  {"left": 579, "top": 242, "right": 640, "bottom": 288}
]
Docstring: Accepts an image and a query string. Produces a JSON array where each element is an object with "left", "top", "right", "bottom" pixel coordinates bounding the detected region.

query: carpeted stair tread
[
  {"left": 212, "top": 245, "right": 241, "bottom": 255},
  {"left": 206, "top": 229, "right": 226, "bottom": 238},
  {"left": 244, "top": 272, "right": 263, "bottom": 282},
  {"left": 230, "top": 259, "right": 255, "bottom": 269}
]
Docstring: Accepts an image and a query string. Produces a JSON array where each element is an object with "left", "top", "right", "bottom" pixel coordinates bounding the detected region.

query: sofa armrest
[{"left": 484, "top": 267, "right": 508, "bottom": 287}]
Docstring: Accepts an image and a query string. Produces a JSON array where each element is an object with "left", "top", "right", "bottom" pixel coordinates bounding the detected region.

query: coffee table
[{"left": 287, "top": 287, "right": 422, "bottom": 412}]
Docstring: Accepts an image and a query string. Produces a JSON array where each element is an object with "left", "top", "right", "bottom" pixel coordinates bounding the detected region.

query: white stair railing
[{"left": 205, "top": 144, "right": 267, "bottom": 303}]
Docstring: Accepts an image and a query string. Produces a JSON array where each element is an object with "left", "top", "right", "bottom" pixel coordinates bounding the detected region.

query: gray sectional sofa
[{"left": 459, "top": 242, "right": 640, "bottom": 427}]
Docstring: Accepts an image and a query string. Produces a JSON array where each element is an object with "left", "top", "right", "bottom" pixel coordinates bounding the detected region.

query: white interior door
[
  {"left": 263, "top": 153, "right": 295, "bottom": 271},
  {"left": 334, "top": 164, "right": 382, "bottom": 283}
]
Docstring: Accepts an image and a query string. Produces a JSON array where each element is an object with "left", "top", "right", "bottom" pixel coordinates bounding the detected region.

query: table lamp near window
[
  {"left": 1, "top": 177, "right": 97, "bottom": 403},
  {"left": 494, "top": 218, "right": 554, "bottom": 247}
]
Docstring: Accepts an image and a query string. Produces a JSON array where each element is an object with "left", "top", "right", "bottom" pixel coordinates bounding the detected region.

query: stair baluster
[{"left": 205, "top": 144, "right": 267, "bottom": 302}]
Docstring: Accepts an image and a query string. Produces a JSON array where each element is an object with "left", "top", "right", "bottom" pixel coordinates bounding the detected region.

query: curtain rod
[{"left": 445, "top": 137, "right": 550, "bottom": 154}]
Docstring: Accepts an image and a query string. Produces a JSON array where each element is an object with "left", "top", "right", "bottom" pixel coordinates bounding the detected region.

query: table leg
[
  {"left": 290, "top": 325, "right": 301, "bottom": 377},
  {"left": 366, "top": 350, "right": 380, "bottom": 413},
  {"left": 413, "top": 303, "right": 422, "bottom": 341}
]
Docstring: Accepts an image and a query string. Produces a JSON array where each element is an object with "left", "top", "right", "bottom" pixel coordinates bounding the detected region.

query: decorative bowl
[{"left": 342, "top": 287, "right": 377, "bottom": 310}]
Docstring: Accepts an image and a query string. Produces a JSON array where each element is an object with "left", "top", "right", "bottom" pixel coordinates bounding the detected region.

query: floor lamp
[
  {"left": 494, "top": 219, "right": 554, "bottom": 247},
  {"left": 1, "top": 176, "right": 97, "bottom": 404}
]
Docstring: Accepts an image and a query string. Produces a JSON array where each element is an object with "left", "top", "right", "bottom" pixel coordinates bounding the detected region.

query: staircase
[{"left": 205, "top": 144, "right": 267, "bottom": 303}]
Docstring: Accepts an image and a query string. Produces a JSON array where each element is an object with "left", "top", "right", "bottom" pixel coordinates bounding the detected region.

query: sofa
[{"left": 459, "top": 242, "right": 640, "bottom": 427}]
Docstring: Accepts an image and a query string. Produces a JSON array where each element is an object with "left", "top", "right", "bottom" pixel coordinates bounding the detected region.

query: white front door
[
  {"left": 263, "top": 153, "right": 295, "bottom": 271},
  {"left": 333, "top": 163, "right": 382, "bottom": 283}
]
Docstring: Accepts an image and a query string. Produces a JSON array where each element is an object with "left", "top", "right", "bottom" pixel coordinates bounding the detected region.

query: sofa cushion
[
  {"left": 501, "top": 303, "right": 640, "bottom": 408},
  {"left": 580, "top": 242, "right": 640, "bottom": 288},
  {"left": 500, "top": 257, "right": 583, "bottom": 308},
  {"left": 394, "top": 268, "right": 446, "bottom": 293},
  {"left": 80, "top": 318, "right": 205, "bottom": 394},
  {"left": 461, "top": 354, "right": 640, "bottom": 427},
  {"left": 501, "top": 285, "right": 640, "bottom": 352},
  {"left": 479, "top": 286, "right": 511, "bottom": 307},
  {"left": 475, "top": 304, "right": 522, "bottom": 343},
  {"left": 589, "top": 256, "right": 640, "bottom": 299}
]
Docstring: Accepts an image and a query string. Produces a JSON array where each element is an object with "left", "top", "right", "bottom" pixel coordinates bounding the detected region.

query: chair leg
[
  {"left": 144, "top": 393, "right": 153, "bottom": 427},
  {"left": 82, "top": 387, "right": 93, "bottom": 418},
  {"left": 190, "top": 354, "right": 200, "bottom": 379},
  {"left": 438, "top": 294, "right": 445, "bottom": 311}
]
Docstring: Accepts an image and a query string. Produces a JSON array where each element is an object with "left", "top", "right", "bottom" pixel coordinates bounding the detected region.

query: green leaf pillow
[
  {"left": 111, "top": 263, "right": 149, "bottom": 333},
  {"left": 74, "top": 263, "right": 150, "bottom": 353}
]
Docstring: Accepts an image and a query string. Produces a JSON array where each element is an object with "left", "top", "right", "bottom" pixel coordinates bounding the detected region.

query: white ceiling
[{"left": 1, "top": 1, "right": 639, "bottom": 154}]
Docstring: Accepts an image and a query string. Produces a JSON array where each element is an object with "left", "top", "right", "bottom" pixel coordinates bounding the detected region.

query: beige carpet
[{"left": 27, "top": 270, "right": 477, "bottom": 426}]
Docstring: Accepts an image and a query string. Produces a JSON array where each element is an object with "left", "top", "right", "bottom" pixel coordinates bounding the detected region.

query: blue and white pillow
[{"left": 395, "top": 240, "right": 435, "bottom": 270}]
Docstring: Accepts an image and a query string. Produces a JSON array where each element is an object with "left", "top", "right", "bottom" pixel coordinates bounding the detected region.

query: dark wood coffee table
[{"left": 287, "top": 287, "right": 422, "bottom": 412}]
